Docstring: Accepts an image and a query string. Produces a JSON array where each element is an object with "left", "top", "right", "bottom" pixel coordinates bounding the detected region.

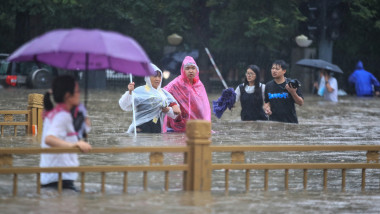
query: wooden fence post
[
  {"left": 185, "top": 120, "right": 212, "bottom": 191},
  {"left": 27, "top": 94, "right": 44, "bottom": 137}
]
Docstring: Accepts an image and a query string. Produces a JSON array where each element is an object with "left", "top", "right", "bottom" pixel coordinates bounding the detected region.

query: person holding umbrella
[
  {"left": 234, "top": 64, "right": 267, "bottom": 121},
  {"left": 119, "top": 64, "right": 180, "bottom": 133},
  {"left": 314, "top": 69, "right": 339, "bottom": 102},
  {"left": 40, "top": 75, "right": 92, "bottom": 191},
  {"left": 264, "top": 60, "right": 304, "bottom": 123}
]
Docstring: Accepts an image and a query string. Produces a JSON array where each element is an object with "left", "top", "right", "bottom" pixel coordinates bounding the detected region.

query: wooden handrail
[
  {"left": 0, "top": 122, "right": 30, "bottom": 125},
  {"left": 210, "top": 145, "right": 380, "bottom": 152},
  {"left": 0, "top": 110, "right": 31, "bottom": 114},
  {"left": 2, "top": 145, "right": 378, "bottom": 155},
  {"left": 0, "top": 146, "right": 190, "bottom": 154},
  {"left": 0, "top": 165, "right": 189, "bottom": 174},
  {"left": 212, "top": 163, "right": 380, "bottom": 170}
]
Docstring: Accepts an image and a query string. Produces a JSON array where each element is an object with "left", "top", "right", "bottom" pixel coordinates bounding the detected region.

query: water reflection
[{"left": 1, "top": 88, "right": 380, "bottom": 213}]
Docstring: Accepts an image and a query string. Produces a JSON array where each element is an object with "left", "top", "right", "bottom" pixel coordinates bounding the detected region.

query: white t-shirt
[
  {"left": 40, "top": 109, "right": 79, "bottom": 185},
  {"left": 235, "top": 83, "right": 266, "bottom": 102},
  {"left": 323, "top": 77, "right": 338, "bottom": 102}
]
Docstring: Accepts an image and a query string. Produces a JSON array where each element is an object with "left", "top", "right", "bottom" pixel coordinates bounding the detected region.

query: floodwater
[{"left": 1, "top": 87, "right": 380, "bottom": 214}]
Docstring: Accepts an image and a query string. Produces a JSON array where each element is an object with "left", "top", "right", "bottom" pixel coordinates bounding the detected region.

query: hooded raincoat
[
  {"left": 119, "top": 64, "right": 178, "bottom": 133},
  {"left": 164, "top": 56, "right": 211, "bottom": 132},
  {"left": 348, "top": 61, "right": 380, "bottom": 97}
]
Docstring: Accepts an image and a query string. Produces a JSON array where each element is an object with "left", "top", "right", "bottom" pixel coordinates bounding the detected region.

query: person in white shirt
[
  {"left": 40, "top": 75, "right": 92, "bottom": 191},
  {"left": 119, "top": 63, "right": 180, "bottom": 133},
  {"left": 322, "top": 70, "right": 338, "bottom": 102},
  {"left": 234, "top": 65, "right": 267, "bottom": 121},
  {"left": 314, "top": 70, "right": 338, "bottom": 102}
]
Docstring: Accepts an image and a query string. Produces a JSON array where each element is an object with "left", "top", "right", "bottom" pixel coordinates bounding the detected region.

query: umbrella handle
[
  {"left": 205, "top": 47, "right": 228, "bottom": 89},
  {"left": 129, "top": 74, "right": 137, "bottom": 137}
]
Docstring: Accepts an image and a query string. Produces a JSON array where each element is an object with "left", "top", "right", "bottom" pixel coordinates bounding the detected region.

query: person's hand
[
  {"left": 162, "top": 106, "right": 170, "bottom": 113},
  {"left": 324, "top": 74, "right": 329, "bottom": 82},
  {"left": 74, "top": 140, "right": 92, "bottom": 153},
  {"left": 376, "top": 91, "right": 380, "bottom": 97},
  {"left": 313, "top": 81, "right": 319, "bottom": 89},
  {"left": 85, "top": 117, "right": 91, "bottom": 127},
  {"left": 264, "top": 106, "right": 272, "bottom": 115},
  {"left": 285, "top": 83, "right": 297, "bottom": 94},
  {"left": 171, "top": 105, "right": 181, "bottom": 115},
  {"left": 128, "top": 82, "right": 135, "bottom": 94}
]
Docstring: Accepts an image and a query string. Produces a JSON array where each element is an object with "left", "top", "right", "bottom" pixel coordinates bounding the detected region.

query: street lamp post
[{"left": 291, "top": 35, "right": 317, "bottom": 94}]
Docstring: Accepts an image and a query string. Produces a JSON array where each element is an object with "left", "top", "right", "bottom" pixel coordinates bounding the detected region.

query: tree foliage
[{"left": 1, "top": 0, "right": 380, "bottom": 83}]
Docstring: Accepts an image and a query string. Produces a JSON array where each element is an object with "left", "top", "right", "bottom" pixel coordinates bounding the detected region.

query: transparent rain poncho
[
  {"left": 164, "top": 56, "right": 211, "bottom": 132},
  {"left": 119, "top": 64, "right": 178, "bottom": 133}
]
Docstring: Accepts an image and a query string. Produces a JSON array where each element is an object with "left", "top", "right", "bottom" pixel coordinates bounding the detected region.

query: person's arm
[
  {"left": 235, "top": 86, "right": 241, "bottom": 103},
  {"left": 285, "top": 84, "right": 304, "bottom": 106},
  {"left": 370, "top": 74, "right": 380, "bottom": 90},
  {"left": 313, "top": 81, "right": 319, "bottom": 90},
  {"left": 45, "top": 135, "right": 91, "bottom": 153},
  {"left": 169, "top": 102, "right": 181, "bottom": 115},
  {"left": 264, "top": 102, "right": 272, "bottom": 115},
  {"left": 261, "top": 84, "right": 266, "bottom": 101},
  {"left": 165, "top": 107, "right": 178, "bottom": 119},
  {"left": 348, "top": 73, "right": 355, "bottom": 84},
  {"left": 324, "top": 80, "right": 334, "bottom": 93},
  {"left": 162, "top": 89, "right": 180, "bottom": 114},
  {"left": 263, "top": 85, "right": 271, "bottom": 114},
  {"left": 46, "top": 113, "right": 92, "bottom": 153},
  {"left": 84, "top": 117, "right": 91, "bottom": 133},
  {"left": 79, "top": 104, "right": 91, "bottom": 133},
  {"left": 119, "top": 82, "right": 135, "bottom": 111}
]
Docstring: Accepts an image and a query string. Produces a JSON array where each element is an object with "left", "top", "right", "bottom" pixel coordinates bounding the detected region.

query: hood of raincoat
[
  {"left": 164, "top": 56, "right": 211, "bottom": 132},
  {"left": 145, "top": 63, "right": 162, "bottom": 89},
  {"left": 355, "top": 61, "right": 364, "bottom": 70},
  {"left": 126, "top": 63, "right": 178, "bottom": 133},
  {"left": 180, "top": 56, "right": 200, "bottom": 84}
]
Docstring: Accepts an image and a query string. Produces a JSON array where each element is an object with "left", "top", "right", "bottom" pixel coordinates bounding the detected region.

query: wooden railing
[
  {"left": 209, "top": 145, "right": 380, "bottom": 192},
  {"left": 0, "top": 147, "right": 190, "bottom": 195},
  {"left": 0, "top": 110, "right": 31, "bottom": 136},
  {"left": 1, "top": 120, "right": 380, "bottom": 196},
  {"left": 0, "top": 93, "right": 43, "bottom": 137}
]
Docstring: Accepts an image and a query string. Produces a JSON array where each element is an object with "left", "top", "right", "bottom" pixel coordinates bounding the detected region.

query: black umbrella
[{"left": 296, "top": 59, "right": 343, "bottom": 74}]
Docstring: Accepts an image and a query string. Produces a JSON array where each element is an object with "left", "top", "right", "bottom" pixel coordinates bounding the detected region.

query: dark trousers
[
  {"left": 137, "top": 118, "right": 161, "bottom": 133},
  {"left": 41, "top": 180, "right": 77, "bottom": 191}
]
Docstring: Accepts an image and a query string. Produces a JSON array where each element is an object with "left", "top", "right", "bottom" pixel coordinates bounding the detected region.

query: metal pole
[
  {"left": 129, "top": 74, "right": 137, "bottom": 137},
  {"left": 204, "top": 47, "right": 228, "bottom": 89},
  {"left": 85, "top": 53, "right": 89, "bottom": 108}
]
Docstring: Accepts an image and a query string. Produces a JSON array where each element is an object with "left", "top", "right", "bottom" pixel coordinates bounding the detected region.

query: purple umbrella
[{"left": 7, "top": 28, "right": 155, "bottom": 106}]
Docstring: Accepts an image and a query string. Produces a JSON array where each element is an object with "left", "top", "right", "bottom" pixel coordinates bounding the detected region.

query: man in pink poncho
[{"left": 164, "top": 56, "right": 211, "bottom": 132}]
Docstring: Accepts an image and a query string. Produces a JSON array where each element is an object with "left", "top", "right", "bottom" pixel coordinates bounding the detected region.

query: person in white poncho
[{"left": 119, "top": 64, "right": 181, "bottom": 133}]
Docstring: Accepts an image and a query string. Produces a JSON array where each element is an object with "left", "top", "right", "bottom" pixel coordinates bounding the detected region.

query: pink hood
[{"left": 164, "top": 56, "right": 211, "bottom": 132}]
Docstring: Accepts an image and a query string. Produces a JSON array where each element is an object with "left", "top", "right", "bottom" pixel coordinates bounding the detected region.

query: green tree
[
  {"left": 333, "top": 0, "right": 380, "bottom": 88},
  {"left": 209, "top": 0, "right": 305, "bottom": 80}
]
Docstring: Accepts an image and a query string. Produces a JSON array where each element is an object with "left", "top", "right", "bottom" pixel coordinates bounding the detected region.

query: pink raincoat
[{"left": 164, "top": 56, "right": 211, "bottom": 132}]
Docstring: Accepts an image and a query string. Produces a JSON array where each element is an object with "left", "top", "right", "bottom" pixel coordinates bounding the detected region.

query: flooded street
[{"left": 1, "top": 87, "right": 380, "bottom": 213}]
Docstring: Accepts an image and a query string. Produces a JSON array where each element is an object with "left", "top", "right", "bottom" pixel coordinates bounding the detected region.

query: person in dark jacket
[
  {"left": 348, "top": 61, "right": 380, "bottom": 97},
  {"left": 234, "top": 65, "right": 267, "bottom": 121},
  {"left": 264, "top": 60, "right": 304, "bottom": 124}
]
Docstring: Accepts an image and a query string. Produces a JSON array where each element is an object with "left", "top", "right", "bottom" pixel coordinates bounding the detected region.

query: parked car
[{"left": 0, "top": 53, "right": 57, "bottom": 88}]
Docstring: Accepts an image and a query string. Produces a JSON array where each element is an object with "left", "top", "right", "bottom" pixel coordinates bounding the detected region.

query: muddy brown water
[{"left": 1, "top": 87, "right": 380, "bottom": 213}]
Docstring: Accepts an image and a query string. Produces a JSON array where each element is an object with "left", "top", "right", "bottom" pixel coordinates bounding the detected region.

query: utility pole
[{"left": 318, "top": 0, "right": 333, "bottom": 62}]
